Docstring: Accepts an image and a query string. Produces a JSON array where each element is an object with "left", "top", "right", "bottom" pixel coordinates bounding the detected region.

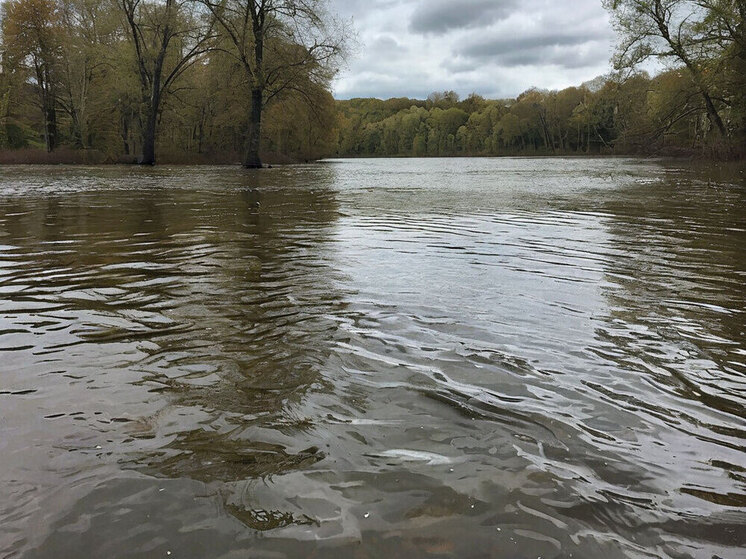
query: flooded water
[{"left": 0, "top": 158, "right": 744, "bottom": 558}]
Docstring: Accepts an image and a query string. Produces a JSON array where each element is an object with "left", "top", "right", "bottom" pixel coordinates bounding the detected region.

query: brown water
[{"left": 0, "top": 158, "right": 744, "bottom": 559}]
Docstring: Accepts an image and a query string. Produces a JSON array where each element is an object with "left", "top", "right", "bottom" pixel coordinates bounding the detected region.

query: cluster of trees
[
  {"left": 0, "top": 0, "right": 347, "bottom": 166},
  {"left": 336, "top": 0, "right": 744, "bottom": 159}
]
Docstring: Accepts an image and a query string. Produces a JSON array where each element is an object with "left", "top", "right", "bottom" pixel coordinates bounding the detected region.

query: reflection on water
[{"left": 0, "top": 159, "right": 744, "bottom": 558}]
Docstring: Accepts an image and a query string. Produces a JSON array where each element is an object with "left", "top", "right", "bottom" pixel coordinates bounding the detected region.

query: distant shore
[{"left": 2, "top": 148, "right": 742, "bottom": 166}]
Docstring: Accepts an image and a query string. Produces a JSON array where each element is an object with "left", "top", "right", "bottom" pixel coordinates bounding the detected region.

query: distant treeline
[{"left": 334, "top": 69, "right": 744, "bottom": 159}]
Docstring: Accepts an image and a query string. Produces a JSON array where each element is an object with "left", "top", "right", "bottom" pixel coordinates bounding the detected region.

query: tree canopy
[{"left": 0, "top": 0, "right": 348, "bottom": 164}]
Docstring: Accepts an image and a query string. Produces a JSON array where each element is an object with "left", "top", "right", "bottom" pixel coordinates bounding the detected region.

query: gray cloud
[
  {"left": 410, "top": 0, "right": 516, "bottom": 34},
  {"left": 329, "top": 0, "right": 616, "bottom": 99},
  {"left": 457, "top": 27, "right": 610, "bottom": 68},
  {"left": 487, "top": 44, "right": 608, "bottom": 68},
  {"left": 369, "top": 35, "right": 407, "bottom": 55},
  {"left": 460, "top": 29, "right": 610, "bottom": 59},
  {"left": 441, "top": 58, "right": 480, "bottom": 74}
]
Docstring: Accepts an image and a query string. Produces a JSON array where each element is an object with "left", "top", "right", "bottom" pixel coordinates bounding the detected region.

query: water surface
[{"left": 0, "top": 158, "right": 744, "bottom": 558}]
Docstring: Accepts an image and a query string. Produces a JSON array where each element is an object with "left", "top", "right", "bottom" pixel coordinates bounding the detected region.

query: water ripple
[{"left": 0, "top": 159, "right": 744, "bottom": 559}]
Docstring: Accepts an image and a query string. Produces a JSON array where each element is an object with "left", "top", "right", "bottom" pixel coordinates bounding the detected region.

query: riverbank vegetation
[
  {"left": 0, "top": 0, "right": 346, "bottom": 166},
  {"left": 0, "top": 0, "right": 742, "bottom": 164}
]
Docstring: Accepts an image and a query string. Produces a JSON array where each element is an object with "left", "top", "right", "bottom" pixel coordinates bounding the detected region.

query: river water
[{"left": 0, "top": 158, "right": 744, "bottom": 558}]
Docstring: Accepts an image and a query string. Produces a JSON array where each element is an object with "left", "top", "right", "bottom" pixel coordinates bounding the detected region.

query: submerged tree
[
  {"left": 198, "top": 0, "right": 348, "bottom": 168},
  {"left": 116, "top": 0, "right": 214, "bottom": 164}
]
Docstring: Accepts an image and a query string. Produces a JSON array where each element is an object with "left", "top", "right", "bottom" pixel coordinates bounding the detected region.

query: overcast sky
[{"left": 329, "top": 0, "right": 617, "bottom": 100}]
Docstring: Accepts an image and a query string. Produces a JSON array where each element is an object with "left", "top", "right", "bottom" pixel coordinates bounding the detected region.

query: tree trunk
[
  {"left": 70, "top": 111, "right": 84, "bottom": 149},
  {"left": 44, "top": 100, "right": 57, "bottom": 152},
  {"left": 121, "top": 113, "right": 131, "bottom": 155},
  {"left": 38, "top": 65, "right": 57, "bottom": 152},
  {"left": 243, "top": 86, "right": 263, "bottom": 168},
  {"left": 139, "top": 71, "right": 161, "bottom": 165},
  {"left": 198, "top": 108, "right": 205, "bottom": 154},
  {"left": 0, "top": 91, "right": 10, "bottom": 148},
  {"left": 700, "top": 88, "right": 728, "bottom": 137},
  {"left": 140, "top": 107, "right": 157, "bottom": 165}
]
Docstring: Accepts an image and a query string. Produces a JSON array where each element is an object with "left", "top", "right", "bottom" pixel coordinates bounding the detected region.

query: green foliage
[
  {"left": 335, "top": 83, "right": 625, "bottom": 157},
  {"left": 0, "top": 0, "right": 344, "bottom": 163}
]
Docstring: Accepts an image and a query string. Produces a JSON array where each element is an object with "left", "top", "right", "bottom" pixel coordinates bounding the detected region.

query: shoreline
[{"left": 2, "top": 151, "right": 743, "bottom": 167}]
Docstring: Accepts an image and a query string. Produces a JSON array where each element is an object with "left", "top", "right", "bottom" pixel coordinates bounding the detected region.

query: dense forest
[{"left": 0, "top": 0, "right": 743, "bottom": 164}]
